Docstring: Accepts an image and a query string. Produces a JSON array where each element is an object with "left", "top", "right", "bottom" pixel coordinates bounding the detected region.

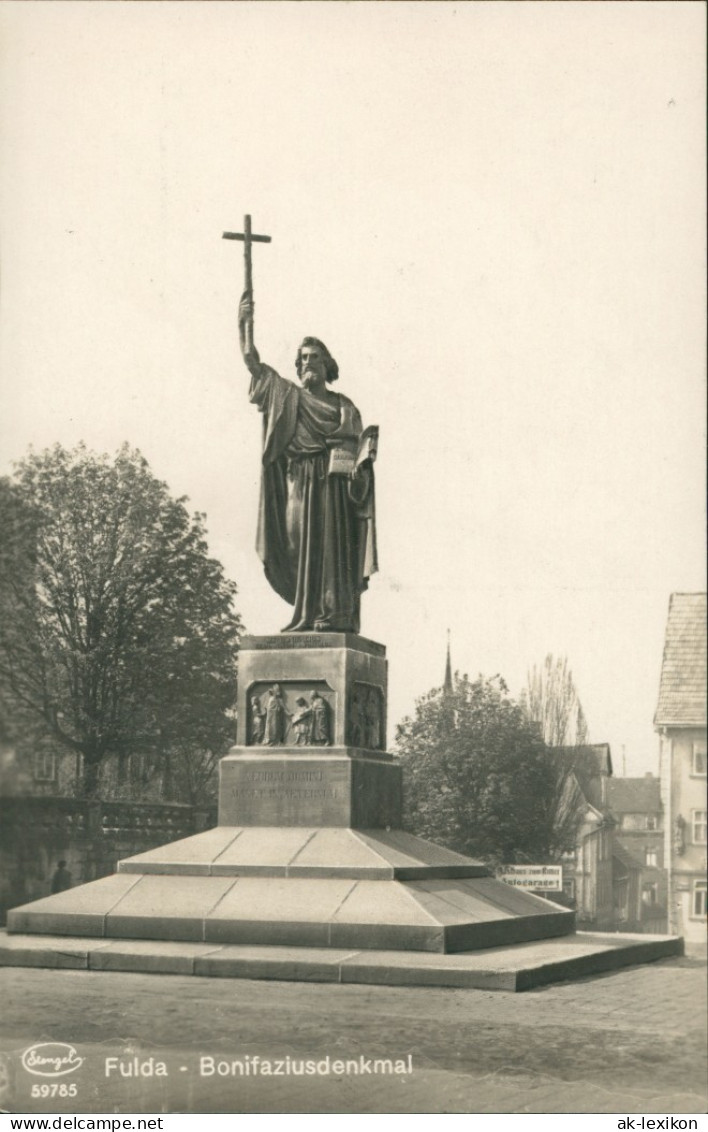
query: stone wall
[{"left": 0, "top": 796, "right": 216, "bottom": 923}]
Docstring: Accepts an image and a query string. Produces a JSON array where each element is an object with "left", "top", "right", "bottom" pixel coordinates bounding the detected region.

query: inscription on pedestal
[
  {"left": 250, "top": 635, "right": 326, "bottom": 649},
  {"left": 220, "top": 758, "right": 351, "bottom": 826},
  {"left": 242, "top": 633, "right": 386, "bottom": 656},
  {"left": 218, "top": 752, "right": 403, "bottom": 828},
  {"left": 235, "top": 768, "right": 340, "bottom": 799}
]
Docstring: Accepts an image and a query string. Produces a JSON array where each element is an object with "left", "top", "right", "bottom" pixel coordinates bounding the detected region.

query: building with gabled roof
[
  {"left": 608, "top": 774, "right": 662, "bottom": 817},
  {"left": 655, "top": 593, "right": 706, "bottom": 729},
  {"left": 655, "top": 593, "right": 707, "bottom": 946},
  {"left": 559, "top": 752, "right": 669, "bottom": 932},
  {"left": 552, "top": 743, "right": 615, "bottom": 927},
  {"left": 607, "top": 773, "right": 666, "bottom": 932},
  {"left": 561, "top": 743, "right": 612, "bottom": 812}
]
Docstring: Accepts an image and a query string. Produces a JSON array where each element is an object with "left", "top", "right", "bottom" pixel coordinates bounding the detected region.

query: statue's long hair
[{"left": 295, "top": 337, "right": 339, "bottom": 383}]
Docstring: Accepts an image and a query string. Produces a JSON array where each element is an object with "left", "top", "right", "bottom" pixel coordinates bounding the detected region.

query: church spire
[{"left": 443, "top": 629, "right": 453, "bottom": 695}]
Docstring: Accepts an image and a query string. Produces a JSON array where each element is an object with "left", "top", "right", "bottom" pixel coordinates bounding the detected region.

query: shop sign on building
[{"left": 499, "top": 865, "right": 562, "bottom": 891}]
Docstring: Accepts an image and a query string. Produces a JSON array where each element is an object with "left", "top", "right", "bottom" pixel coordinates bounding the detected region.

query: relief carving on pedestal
[
  {"left": 247, "top": 682, "right": 332, "bottom": 747},
  {"left": 348, "top": 683, "right": 384, "bottom": 750},
  {"left": 249, "top": 694, "right": 267, "bottom": 745}
]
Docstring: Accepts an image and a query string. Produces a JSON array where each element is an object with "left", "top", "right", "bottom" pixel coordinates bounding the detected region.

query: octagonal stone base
[{"left": 6, "top": 825, "right": 574, "bottom": 954}]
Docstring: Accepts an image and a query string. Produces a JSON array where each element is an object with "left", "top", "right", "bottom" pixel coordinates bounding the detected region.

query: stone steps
[
  {"left": 115, "top": 825, "right": 492, "bottom": 879},
  {"left": 0, "top": 929, "right": 683, "bottom": 992},
  {"left": 6, "top": 827, "right": 574, "bottom": 953}
]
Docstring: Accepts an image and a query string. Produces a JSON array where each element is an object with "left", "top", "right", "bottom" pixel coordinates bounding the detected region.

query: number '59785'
[{"left": 31, "top": 1083, "right": 78, "bottom": 1098}]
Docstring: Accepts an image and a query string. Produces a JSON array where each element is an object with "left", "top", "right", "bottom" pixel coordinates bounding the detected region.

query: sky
[{"left": 0, "top": 1, "right": 705, "bottom": 776}]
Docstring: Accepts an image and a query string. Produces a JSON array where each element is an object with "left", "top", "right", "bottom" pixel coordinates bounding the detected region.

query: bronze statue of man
[{"left": 239, "top": 291, "right": 377, "bottom": 633}]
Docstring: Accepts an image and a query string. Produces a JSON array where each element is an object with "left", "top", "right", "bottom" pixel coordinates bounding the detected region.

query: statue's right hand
[{"left": 238, "top": 289, "right": 260, "bottom": 372}]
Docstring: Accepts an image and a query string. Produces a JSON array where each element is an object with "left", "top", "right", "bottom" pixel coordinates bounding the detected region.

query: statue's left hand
[
  {"left": 349, "top": 463, "right": 372, "bottom": 503},
  {"left": 351, "top": 460, "right": 373, "bottom": 483}
]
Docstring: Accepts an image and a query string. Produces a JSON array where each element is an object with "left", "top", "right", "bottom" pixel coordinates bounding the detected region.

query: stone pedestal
[
  {"left": 223, "top": 632, "right": 400, "bottom": 828},
  {"left": 5, "top": 631, "right": 585, "bottom": 964}
]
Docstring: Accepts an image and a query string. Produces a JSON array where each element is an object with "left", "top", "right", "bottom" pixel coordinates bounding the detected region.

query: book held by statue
[{"left": 327, "top": 425, "right": 379, "bottom": 476}]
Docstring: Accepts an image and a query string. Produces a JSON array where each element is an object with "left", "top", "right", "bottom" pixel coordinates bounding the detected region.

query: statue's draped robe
[{"left": 250, "top": 365, "right": 377, "bottom": 632}]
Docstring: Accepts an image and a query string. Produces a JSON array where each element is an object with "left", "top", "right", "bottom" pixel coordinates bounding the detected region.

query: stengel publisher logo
[{"left": 21, "top": 1043, "right": 84, "bottom": 1078}]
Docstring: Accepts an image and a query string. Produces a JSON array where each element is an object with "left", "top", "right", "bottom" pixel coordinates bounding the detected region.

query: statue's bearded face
[{"left": 299, "top": 345, "right": 327, "bottom": 390}]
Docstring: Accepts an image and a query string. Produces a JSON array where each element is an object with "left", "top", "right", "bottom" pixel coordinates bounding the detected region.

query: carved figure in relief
[
  {"left": 264, "top": 683, "right": 289, "bottom": 746},
  {"left": 364, "top": 687, "right": 382, "bottom": 750},
  {"left": 349, "top": 686, "right": 366, "bottom": 747},
  {"left": 291, "top": 697, "right": 313, "bottom": 746},
  {"left": 309, "top": 690, "right": 330, "bottom": 746},
  {"left": 249, "top": 695, "right": 266, "bottom": 745}
]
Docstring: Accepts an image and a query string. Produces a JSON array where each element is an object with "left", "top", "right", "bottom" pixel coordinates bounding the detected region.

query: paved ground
[{"left": 0, "top": 954, "right": 705, "bottom": 1114}]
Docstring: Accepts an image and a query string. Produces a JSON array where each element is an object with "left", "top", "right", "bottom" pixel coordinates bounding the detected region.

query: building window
[
  {"left": 642, "top": 883, "right": 658, "bottom": 906},
  {"left": 692, "top": 743, "right": 707, "bottom": 776},
  {"left": 692, "top": 810, "right": 707, "bottom": 845},
  {"left": 646, "top": 815, "right": 657, "bottom": 831},
  {"left": 33, "top": 751, "right": 56, "bottom": 782},
  {"left": 645, "top": 848, "right": 658, "bottom": 867},
  {"left": 692, "top": 880, "right": 707, "bottom": 918},
  {"left": 621, "top": 813, "right": 649, "bottom": 831},
  {"left": 614, "top": 877, "right": 629, "bottom": 920}
]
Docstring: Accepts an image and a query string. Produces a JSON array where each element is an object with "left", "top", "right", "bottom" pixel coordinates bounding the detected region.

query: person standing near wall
[{"left": 50, "top": 860, "right": 73, "bottom": 894}]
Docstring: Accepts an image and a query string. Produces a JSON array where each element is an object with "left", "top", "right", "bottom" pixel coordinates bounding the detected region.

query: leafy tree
[
  {"left": 0, "top": 478, "right": 56, "bottom": 785},
  {"left": 523, "top": 654, "right": 588, "bottom": 747},
  {"left": 520, "top": 654, "right": 594, "bottom": 854},
  {"left": 0, "top": 444, "right": 242, "bottom": 797},
  {"left": 396, "top": 673, "right": 570, "bottom": 864}
]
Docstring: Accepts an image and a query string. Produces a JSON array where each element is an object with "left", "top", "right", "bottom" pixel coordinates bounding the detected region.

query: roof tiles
[
  {"left": 607, "top": 776, "right": 661, "bottom": 815},
  {"left": 654, "top": 593, "right": 707, "bottom": 728}
]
